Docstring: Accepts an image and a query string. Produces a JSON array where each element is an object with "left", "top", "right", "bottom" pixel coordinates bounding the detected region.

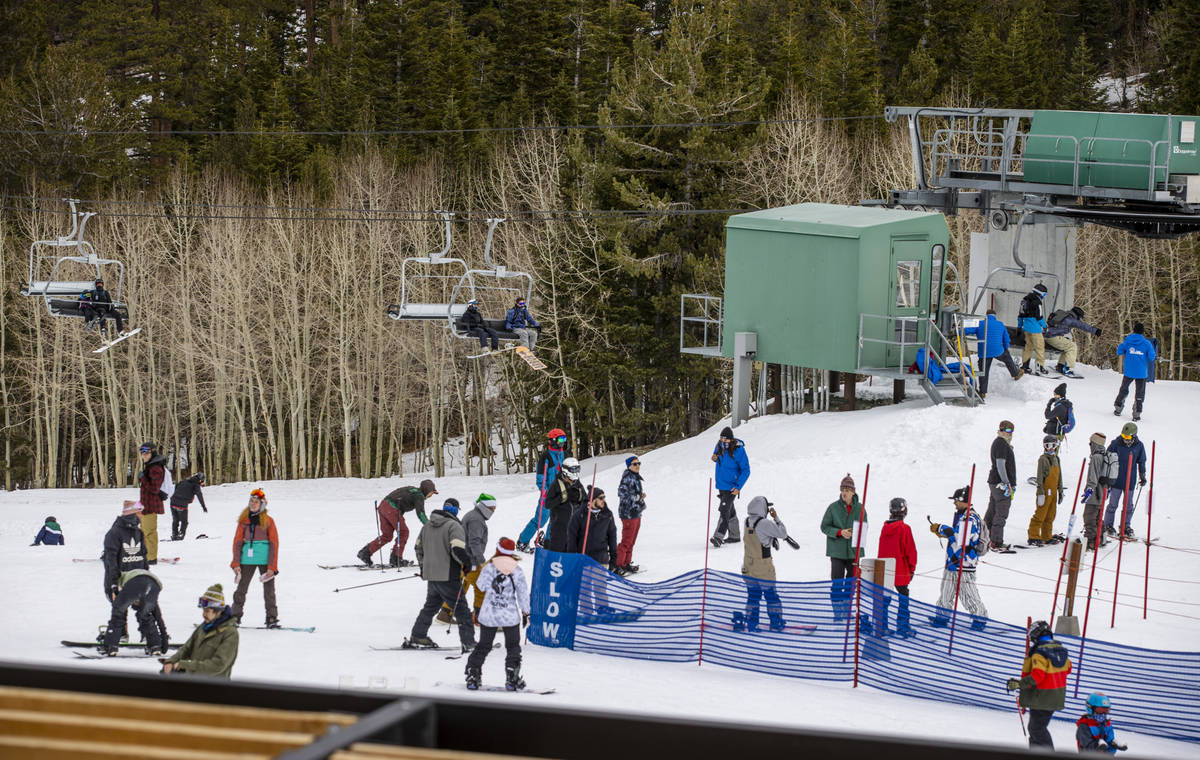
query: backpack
[
  {"left": 1018, "top": 293, "right": 1040, "bottom": 320},
  {"left": 1047, "top": 309, "right": 1071, "bottom": 328},
  {"left": 975, "top": 516, "right": 991, "bottom": 557},
  {"left": 159, "top": 466, "right": 174, "bottom": 502},
  {"left": 1100, "top": 450, "right": 1121, "bottom": 485}
]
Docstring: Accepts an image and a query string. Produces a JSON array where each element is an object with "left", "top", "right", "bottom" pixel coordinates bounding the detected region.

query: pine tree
[
  {"left": 1061, "top": 34, "right": 1107, "bottom": 112},
  {"left": 814, "top": 1, "right": 883, "bottom": 119}
]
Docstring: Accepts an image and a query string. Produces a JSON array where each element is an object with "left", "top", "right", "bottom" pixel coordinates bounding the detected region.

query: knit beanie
[
  {"left": 625, "top": 455, "right": 639, "bottom": 468},
  {"left": 840, "top": 473, "right": 855, "bottom": 491},
  {"left": 1054, "top": 383, "right": 1067, "bottom": 398},
  {"left": 420, "top": 479, "right": 438, "bottom": 496},
  {"left": 1090, "top": 432, "right": 1106, "bottom": 447},
  {"left": 442, "top": 498, "right": 460, "bottom": 516},
  {"left": 1132, "top": 322, "right": 1144, "bottom": 335},
  {"left": 475, "top": 493, "right": 497, "bottom": 508},
  {"left": 720, "top": 426, "right": 734, "bottom": 439},
  {"left": 121, "top": 500, "right": 143, "bottom": 516},
  {"left": 199, "top": 583, "right": 225, "bottom": 608},
  {"left": 494, "top": 537, "right": 518, "bottom": 557}
]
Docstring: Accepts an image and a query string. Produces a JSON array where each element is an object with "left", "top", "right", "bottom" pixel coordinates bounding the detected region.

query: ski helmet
[
  {"left": 139, "top": 441, "right": 157, "bottom": 454},
  {"left": 1043, "top": 435, "right": 1059, "bottom": 451},
  {"left": 1028, "top": 619, "right": 1052, "bottom": 643},
  {"left": 1085, "top": 692, "right": 1111, "bottom": 716},
  {"left": 561, "top": 457, "right": 581, "bottom": 480},
  {"left": 194, "top": 472, "right": 205, "bottom": 484},
  {"left": 94, "top": 278, "right": 104, "bottom": 287},
  {"left": 547, "top": 428, "right": 566, "bottom": 441},
  {"left": 888, "top": 497, "right": 908, "bottom": 519}
]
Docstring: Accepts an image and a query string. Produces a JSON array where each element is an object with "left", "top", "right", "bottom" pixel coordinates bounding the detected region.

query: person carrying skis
[
  {"left": 710, "top": 426, "right": 750, "bottom": 547},
  {"left": 230, "top": 488, "right": 280, "bottom": 628},
  {"left": 877, "top": 497, "right": 917, "bottom": 637},
  {"left": 101, "top": 500, "right": 149, "bottom": 643},
  {"left": 544, "top": 457, "right": 584, "bottom": 552},
  {"left": 1045, "top": 305, "right": 1099, "bottom": 378},
  {"left": 1076, "top": 693, "right": 1128, "bottom": 754},
  {"left": 1018, "top": 282, "right": 1051, "bottom": 375},
  {"left": 735, "top": 496, "right": 795, "bottom": 633},
  {"left": 1103, "top": 423, "right": 1147, "bottom": 540},
  {"left": 99, "top": 566, "right": 165, "bottom": 656},
  {"left": 504, "top": 297, "right": 540, "bottom": 350},
  {"left": 1113, "top": 322, "right": 1156, "bottom": 421},
  {"left": 616, "top": 455, "right": 646, "bottom": 575},
  {"left": 820, "top": 473, "right": 866, "bottom": 622},
  {"left": 1028, "top": 436, "right": 1066, "bottom": 547},
  {"left": 357, "top": 480, "right": 437, "bottom": 567},
  {"left": 169, "top": 472, "right": 208, "bottom": 541},
  {"left": 137, "top": 442, "right": 168, "bottom": 564},
  {"left": 406, "top": 499, "right": 477, "bottom": 651},
  {"left": 929, "top": 486, "right": 989, "bottom": 631},
  {"left": 32, "top": 515, "right": 64, "bottom": 546},
  {"left": 464, "top": 537, "right": 531, "bottom": 692},
  {"left": 80, "top": 278, "right": 126, "bottom": 336},
  {"left": 963, "top": 309, "right": 1023, "bottom": 398},
  {"left": 1006, "top": 619, "right": 1073, "bottom": 749},
  {"left": 161, "top": 583, "right": 239, "bottom": 679},
  {"left": 517, "top": 428, "right": 566, "bottom": 552},
  {"left": 462, "top": 298, "right": 499, "bottom": 353},
  {"left": 1081, "top": 433, "right": 1112, "bottom": 550},
  {"left": 1044, "top": 383, "right": 1075, "bottom": 442},
  {"left": 984, "top": 420, "right": 1017, "bottom": 551}
]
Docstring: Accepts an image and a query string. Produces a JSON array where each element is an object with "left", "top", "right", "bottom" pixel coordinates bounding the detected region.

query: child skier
[
  {"left": 877, "top": 497, "right": 917, "bottom": 637},
  {"left": 1076, "top": 692, "right": 1128, "bottom": 753},
  {"left": 169, "top": 472, "right": 208, "bottom": 541},
  {"left": 32, "top": 516, "right": 64, "bottom": 545},
  {"left": 465, "top": 537, "right": 530, "bottom": 691},
  {"left": 1028, "top": 436, "right": 1066, "bottom": 546}
]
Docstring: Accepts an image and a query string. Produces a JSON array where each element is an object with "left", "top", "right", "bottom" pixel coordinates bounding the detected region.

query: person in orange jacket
[{"left": 230, "top": 488, "right": 280, "bottom": 628}]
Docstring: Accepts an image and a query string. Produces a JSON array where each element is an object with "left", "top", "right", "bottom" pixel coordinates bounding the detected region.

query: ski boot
[
  {"left": 928, "top": 615, "right": 950, "bottom": 628},
  {"left": 1113, "top": 405, "right": 1123, "bottom": 417},
  {"left": 265, "top": 617, "right": 281, "bottom": 629},
  {"left": 465, "top": 665, "right": 482, "bottom": 691},
  {"left": 402, "top": 636, "right": 439, "bottom": 649},
  {"left": 356, "top": 546, "right": 374, "bottom": 567},
  {"left": 969, "top": 618, "right": 988, "bottom": 632},
  {"left": 1054, "top": 363, "right": 1066, "bottom": 375},
  {"left": 515, "top": 541, "right": 534, "bottom": 554},
  {"left": 709, "top": 535, "right": 724, "bottom": 548},
  {"left": 731, "top": 611, "right": 746, "bottom": 632},
  {"left": 505, "top": 665, "right": 526, "bottom": 692},
  {"left": 768, "top": 616, "right": 788, "bottom": 633},
  {"left": 146, "top": 641, "right": 169, "bottom": 657},
  {"left": 533, "top": 530, "right": 545, "bottom": 549},
  {"left": 461, "top": 642, "right": 476, "bottom": 655}
]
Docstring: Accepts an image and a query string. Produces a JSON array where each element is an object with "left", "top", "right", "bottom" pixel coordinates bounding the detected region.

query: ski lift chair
[
  {"left": 386, "top": 211, "right": 473, "bottom": 324},
  {"left": 446, "top": 218, "right": 532, "bottom": 342},
  {"left": 19, "top": 200, "right": 130, "bottom": 323}
]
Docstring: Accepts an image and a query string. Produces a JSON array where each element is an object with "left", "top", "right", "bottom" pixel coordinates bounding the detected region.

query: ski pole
[
  {"left": 446, "top": 580, "right": 465, "bottom": 637},
  {"left": 1014, "top": 616, "right": 1029, "bottom": 737},
  {"left": 333, "top": 572, "right": 420, "bottom": 593},
  {"left": 1110, "top": 455, "right": 1136, "bottom": 627},
  {"left": 373, "top": 500, "right": 385, "bottom": 566},
  {"left": 699, "top": 476, "right": 713, "bottom": 667},
  {"left": 947, "top": 464, "right": 976, "bottom": 656},
  {"left": 1050, "top": 458, "right": 1086, "bottom": 627},
  {"left": 580, "top": 462, "right": 598, "bottom": 555},
  {"left": 1144, "top": 441, "right": 1155, "bottom": 619}
]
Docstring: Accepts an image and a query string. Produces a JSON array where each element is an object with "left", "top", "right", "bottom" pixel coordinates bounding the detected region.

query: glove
[
  {"left": 1139, "top": 477, "right": 1147, "bottom": 487},
  {"left": 522, "top": 613, "right": 530, "bottom": 628},
  {"left": 1002, "top": 484, "right": 1014, "bottom": 499},
  {"left": 108, "top": 585, "right": 119, "bottom": 601},
  {"left": 201, "top": 505, "right": 208, "bottom": 513},
  {"left": 260, "top": 570, "right": 277, "bottom": 582},
  {"left": 1095, "top": 328, "right": 1102, "bottom": 337},
  {"left": 929, "top": 523, "right": 943, "bottom": 536},
  {"left": 1005, "top": 678, "right": 1021, "bottom": 691},
  {"left": 1110, "top": 742, "right": 1127, "bottom": 751},
  {"left": 233, "top": 567, "right": 242, "bottom": 584},
  {"left": 1081, "top": 488, "right": 1093, "bottom": 503},
  {"left": 784, "top": 536, "right": 800, "bottom": 550}
]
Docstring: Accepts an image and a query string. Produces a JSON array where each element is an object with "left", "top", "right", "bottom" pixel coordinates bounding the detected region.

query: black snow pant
[
  {"left": 83, "top": 304, "right": 124, "bottom": 333},
  {"left": 979, "top": 353, "right": 1021, "bottom": 395},
  {"left": 103, "top": 575, "right": 161, "bottom": 650},
  {"left": 1114, "top": 376, "right": 1146, "bottom": 416},
  {"left": 412, "top": 579, "right": 477, "bottom": 648},
  {"left": 466, "top": 624, "right": 521, "bottom": 672},
  {"left": 469, "top": 326, "right": 499, "bottom": 350},
  {"left": 1027, "top": 708, "right": 1055, "bottom": 748},
  {"left": 713, "top": 490, "right": 741, "bottom": 541},
  {"left": 170, "top": 505, "right": 189, "bottom": 539},
  {"left": 984, "top": 483, "right": 1013, "bottom": 546}
]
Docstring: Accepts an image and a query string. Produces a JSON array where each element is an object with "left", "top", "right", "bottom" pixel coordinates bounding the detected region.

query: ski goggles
[
  {"left": 562, "top": 464, "right": 581, "bottom": 475},
  {"left": 197, "top": 596, "right": 223, "bottom": 610},
  {"left": 139, "top": 445, "right": 153, "bottom": 454},
  {"left": 555, "top": 435, "right": 567, "bottom": 443},
  {"left": 1044, "top": 441, "right": 1059, "bottom": 451},
  {"left": 249, "top": 488, "right": 266, "bottom": 502}
]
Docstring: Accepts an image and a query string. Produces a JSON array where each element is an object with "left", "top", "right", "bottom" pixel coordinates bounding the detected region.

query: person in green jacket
[
  {"left": 161, "top": 583, "right": 239, "bottom": 679},
  {"left": 820, "top": 473, "right": 867, "bottom": 622}
]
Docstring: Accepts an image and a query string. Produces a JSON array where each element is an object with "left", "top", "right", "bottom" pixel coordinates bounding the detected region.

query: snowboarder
[
  {"left": 820, "top": 473, "right": 866, "bottom": 622},
  {"left": 877, "top": 497, "right": 917, "bottom": 637},
  {"left": 984, "top": 420, "right": 1017, "bottom": 551},
  {"left": 616, "top": 455, "right": 646, "bottom": 575},
  {"left": 464, "top": 537, "right": 531, "bottom": 692},
  {"left": 357, "top": 480, "right": 437, "bottom": 567},
  {"left": 544, "top": 456, "right": 584, "bottom": 552},
  {"left": 929, "top": 486, "right": 989, "bottom": 630},
  {"left": 406, "top": 498, "right": 477, "bottom": 651},
  {"left": 161, "top": 583, "right": 239, "bottom": 679},
  {"left": 963, "top": 309, "right": 1023, "bottom": 398},
  {"left": 517, "top": 428, "right": 566, "bottom": 552},
  {"left": 169, "top": 472, "right": 208, "bottom": 541},
  {"left": 1006, "top": 619, "right": 1073, "bottom": 749},
  {"left": 101, "top": 500, "right": 149, "bottom": 643},
  {"left": 1045, "top": 305, "right": 1099, "bottom": 378},
  {"left": 1044, "top": 383, "right": 1075, "bottom": 441},
  {"left": 1081, "top": 433, "right": 1112, "bottom": 550},
  {"left": 504, "top": 297, "right": 540, "bottom": 350},
  {"left": 443, "top": 493, "right": 498, "bottom": 624},
  {"left": 1018, "top": 282, "right": 1051, "bottom": 375},
  {"left": 736, "top": 496, "right": 794, "bottom": 633},
  {"left": 1076, "top": 692, "right": 1128, "bottom": 754},
  {"left": 710, "top": 426, "right": 750, "bottom": 547},
  {"left": 1028, "top": 436, "right": 1066, "bottom": 547},
  {"left": 137, "top": 441, "right": 168, "bottom": 564},
  {"left": 230, "top": 488, "right": 280, "bottom": 628},
  {"left": 1103, "top": 423, "right": 1147, "bottom": 539},
  {"left": 99, "top": 566, "right": 165, "bottom": 656},
  {"left": 32, "top": 515, "right": 64, "bottom": 546},
  {"left": 462, "top": 298, "right": 500, "bottom": 352},
  {"left": 79, "top": 278, "right": 126, "bottom": 335},
  {"left": 1113, "top": 322, "right": 1156, "bottom": 421}
]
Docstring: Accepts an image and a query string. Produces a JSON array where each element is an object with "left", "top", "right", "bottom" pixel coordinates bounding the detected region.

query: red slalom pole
[
  {"left": 699, "top": 477, "right": 714, "bottom": 666},
  {"left": 844, "top": 464, "right": 870, "bottom": 675},
  {"left": 580, "top": 463, "right": 598, "bottom": 555},
  {"left": 947, "top": 464, "right": 977, "bottom": 655},
  {"left": 1144, "top": 441, "right": 1155, "bottom": 619},
  {"left": 1050, "top": 459, "right": 1086, "bottom": 626},
  {"left": 1074, "top": 485, "right": 1110, "bottom": 697},
  {"left": 1110, "top": 455, "right": 1136, "bottom": 627}
]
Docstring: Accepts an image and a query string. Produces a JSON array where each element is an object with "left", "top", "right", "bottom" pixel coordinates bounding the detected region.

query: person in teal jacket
[
  {"left": 1018, "top": 283, "right": 1050, "bottom": 375},
  {"left": 230, "top": 488, "right": 280, "bottom": 628},
  {"left": 1113, "top": 322, "right": 1156, "bottom": 421}
]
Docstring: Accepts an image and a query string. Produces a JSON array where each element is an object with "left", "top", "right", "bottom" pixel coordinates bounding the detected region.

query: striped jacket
[
  {"left": 936, "top": 510, "right": 982, "bottom": 572},
  {"left": 1018, "top": 636, "right": 1073, "bottom": 711}
]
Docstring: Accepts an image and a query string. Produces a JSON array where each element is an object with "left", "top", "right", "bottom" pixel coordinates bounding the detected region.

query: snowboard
[
  {"left": 514, "top": 346, "right": 547, "bottom": 371},
  {"left": 92, "top": 327, "right": 143, "bottom": 354},
  {"left": 165, "top": 535, "right": 218, "bottom": 542},
  {"left": 436, "top": 681, "right": 555, "bottom": 695},
  {"left": 370, "top": 641, "right": 499, "bottom": 654},
  {"left": 74, "top": 650, "right": 161, "bottom": 660},
  {"left": 577, "top": 609, "right": 647, "bottom": 625},
  {"left": 63, "top": 640, "right": 179, "bottom": 650},
  {"left": 73, "top": 556, "right": 180, "bottom": 564},
  {"left": 241, "top": 625, "right": 315, "bottom": 633},
  {"left": 319, "top": 563, "right": 414, "bottom": 571},
  {"left": 467, "top": 345, "right": 517, "bottom": 360}
]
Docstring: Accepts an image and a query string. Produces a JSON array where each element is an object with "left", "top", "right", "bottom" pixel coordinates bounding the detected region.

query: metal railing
[{"left": 857, "top": 312, "right": 981, "bottom": 406}]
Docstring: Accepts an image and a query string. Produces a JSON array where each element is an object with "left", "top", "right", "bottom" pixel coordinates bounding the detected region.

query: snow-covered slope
[{"left": 3, "top": 361, "right": 1197, "bottom": 755}]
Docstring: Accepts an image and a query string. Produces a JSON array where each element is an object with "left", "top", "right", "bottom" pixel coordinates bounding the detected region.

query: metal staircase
[{"left": 856, "top": 312, "right": 982, "bottom": 406}]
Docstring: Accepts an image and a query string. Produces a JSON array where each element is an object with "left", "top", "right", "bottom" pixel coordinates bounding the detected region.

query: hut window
[{"left": 895, "top": 260, "right": 921, "bottom": 308}]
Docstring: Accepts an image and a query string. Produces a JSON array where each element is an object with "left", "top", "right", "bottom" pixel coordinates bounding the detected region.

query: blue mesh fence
[{"left": 534, "top": 554, "right": 1199, "bottom": 744}]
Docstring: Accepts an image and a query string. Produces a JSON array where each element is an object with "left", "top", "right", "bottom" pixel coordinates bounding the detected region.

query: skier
[
  {"left": 504, "top": 297, "right": 540, "bottom": 350},
  {"left": 962, "top": 308, "right": 1023, "bottom": 398},
  {"left": 79, "top": 278, "right": 126, "bottom": 336},
  {"left": 1044, "top": 383, "right": 1075, "bottom": 442},
  {"left": 32, "top": 515, "right": 64, "bottom": 546},
  {"left": 877, "top": 497, "right": 917, "bottom": 637},
  {"left": 230, "top": 488, "right": 280, "bottom": 628},
  {"left": 462, "top": 298, "right": 499, "bottom": 353},
  {"left": 820, "top": 473, "right": 866, "bottom": 622},
  {"left": 1103, "top": 423, "right": 1147, "bottom": 540},
  {"left": 137, "top": 441, "right": 168, "bottom": 564},
  {"left": 1006, "top": 619, "right": 1073, "bottom": 749},
  {"left": 1045, "top": 305, "right": 1099, "bottom": 378},
  {"left": 169, "top": 472, "right": 208, "bottom": 541},
  {"left": 1113, "top": 322, "right": 1156, "bottom": 421},
  {"left": 710, "top": 426, "right": 750, "bottom": 547},
  {"left": 544, "top": 456, "right": 585, "bottom": 552},
  {"left": 569, "top": 485, "right": 619, "bottom": 615},
  {"left": 984, "top": 420, "right": 1017, "bottom": 552},
  {"left": 1028, "top": 436, "right": 1066, "bottom": 547},
  {"left": 101, "top": 500, "right": 149, "bottom": 643},
  {"left": 929, "top": 486, "right": 988, "bottom": 630},
  {"left": 1076, "top": 692, "right": 1128, "bottom": 754},
  {"left": 99, "top": 565, "right": 165, "bottom": 656},
  {"left": 735, "top": 496, "right": 794, "bottom": 633},
  {"left": 405, "top": 498, "right": 477, "bottom": 651},
  {"left": 517, "top": 428, "right": 566, "bottom": 552},
  {"left": 357, "top": 479, "right": 436, "bottom": 567},
  {"left": 447, "top": 493, "right": 498, "bottom": 624},
  {"left": 464, "top": 537, "right": 531, "bottom": 692},
  {"left": 616, "top": 455, "right": 646, "bottom": 575},
  {"left": 1081, "top": 433, "right": 1112, "bottom": 550},
  {"left": 1018, "top": 282, "right": 1051, "bottom": 375},
  {"left": 161, "top": 583, "right": 239, "bottom": 679}
]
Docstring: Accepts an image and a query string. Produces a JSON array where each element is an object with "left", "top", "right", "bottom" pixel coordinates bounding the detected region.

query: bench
[{"left": 453, "top": 316, "right": 521, "bottom": 341}]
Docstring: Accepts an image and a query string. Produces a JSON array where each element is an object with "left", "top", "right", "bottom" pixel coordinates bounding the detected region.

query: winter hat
[
  {"left": 1054, "top": 383, "right": 1067, "bottom": 398},
  {"left": 199, "top": 583, "right": 225, "bottom": 608},
  {"left": 442, "top": 498, "right": 460, "bottom": 516},
  {"left": 1033, "top": 283, "right": 1048, "bottom": 296},
  {"left": 588, "top": 486, "right": 605, "bottom": 503},
  {"left": 720, "top": 426, "right": 734, "bottom": 440},
  {"left": 475, "top": 492, "right": 497, "bottom": 509},
  {"left": 420, "top": 479, "right": 438, "bottom": 496},
  {"left": 139, "top": 441, "right": 157, "bottom": 454},
  {"left": 1071, "top": 306, "right": 1085, "bottom": 320},
  {"left": 121, "top": 500, "right": 143, "bottom": 515},
  {"left": 494, "top": 537, "right": 518, "bottom": 557},
  {"left": 1132, "top": 322, "right": 1144, "bottom": 335},
  {"left": 625, "top": 455, "right": 639, "bottom": 468},
  {"left": 840, "top": 473, "right": 856, "bottom": 491},
  {"left": 1121, "top": 422, "right": 1137, "bottom": 439},
  {"left": 1090, "top": 432, "right": 1107, "bottom": 447},
  {"left": 950, "top": 486, "right": 971, "bottom": 503},
  {"left": 45, "top": 515, "right": 57, "bottom": 524}
]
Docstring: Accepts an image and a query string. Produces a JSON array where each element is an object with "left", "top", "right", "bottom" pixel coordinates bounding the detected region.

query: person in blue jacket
[
  {"left": 516, "top": 427, "right": 566, "bottom": 552},
  {"left": 1113, "top": 322, "right": 1156, "bottom": 421},
  {"left": 32, "top": 516, "right": 64, "bottom": 545},
  {"left": 505, "top": 298, "right": 541, "bottom": 350},
  {"left": 1103, "top": 422, "right": 1147, "bottom": 539},
  {"left": 710, "top": 426, "right": 750, "bottom": 547},
  {"left": 1018, "top": 283, "right": 1050, "bottom": 375},
  {"left": 963, "top": 309, "right": 1024, "bottom": 397}
]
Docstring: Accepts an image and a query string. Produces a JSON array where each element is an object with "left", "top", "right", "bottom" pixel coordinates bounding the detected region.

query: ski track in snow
[{"left": 3, "top": 361, "right": 1197, "bottom": 755}]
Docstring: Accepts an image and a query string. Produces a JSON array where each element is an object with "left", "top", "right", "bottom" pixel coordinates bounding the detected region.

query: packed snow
[{"left": 3, "top": 360, "right": 1198, "bottom": 755}]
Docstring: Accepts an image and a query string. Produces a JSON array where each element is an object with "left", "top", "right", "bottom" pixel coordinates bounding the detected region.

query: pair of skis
[{"left": 91, "top": 327, "right": 143, "bottom": 354}]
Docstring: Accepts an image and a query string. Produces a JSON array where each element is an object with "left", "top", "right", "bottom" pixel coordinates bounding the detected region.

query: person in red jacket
[
  {"left": 137, "top": 442, "right": 168, "bottom": 564},
  {"left": 877, "top": 497, "right": 918, "bottom": 638},
  {"left": 230, "top": 488, "right": 281, "bottom": 627}
]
